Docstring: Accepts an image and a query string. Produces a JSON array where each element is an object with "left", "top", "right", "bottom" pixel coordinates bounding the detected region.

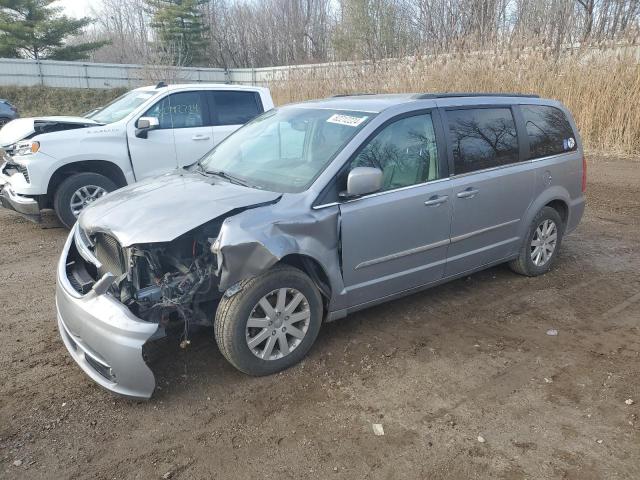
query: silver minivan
[{"left": 55, "top": 93, "right": 586, "bottom": 398}]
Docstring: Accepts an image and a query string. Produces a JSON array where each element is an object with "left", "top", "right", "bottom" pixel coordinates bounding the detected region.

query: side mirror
[
  {"left": 343, "top": 167, "right": 383, "bottom": 198},
  {"left": 135, "top": 116, "right": 160, "bottom": 138}
]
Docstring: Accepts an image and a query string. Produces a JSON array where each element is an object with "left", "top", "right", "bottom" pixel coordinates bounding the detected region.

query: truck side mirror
[
  {"left": 341, "top": 167, "right": 383, "bottom": 198},
  {"left": 135, "top": 117, "right": 160, "bottom": 139}
]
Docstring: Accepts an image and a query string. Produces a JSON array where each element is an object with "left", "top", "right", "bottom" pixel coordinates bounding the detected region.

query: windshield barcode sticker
[{"left": 327, "top": 114, "right": 368, "bottom": 127}]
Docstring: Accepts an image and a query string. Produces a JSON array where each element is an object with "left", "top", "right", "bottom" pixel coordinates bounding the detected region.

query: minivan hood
[
  {"left": 0, "top": 116, "right": 99, "bottom": 147},
  {"left": 78, "top": 171, "right": 281, "bottom": 247}
]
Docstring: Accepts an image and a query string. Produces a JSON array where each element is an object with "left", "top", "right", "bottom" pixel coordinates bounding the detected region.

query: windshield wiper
[{"left": 206, "top": 170, "right": 254, "bottom": 188}]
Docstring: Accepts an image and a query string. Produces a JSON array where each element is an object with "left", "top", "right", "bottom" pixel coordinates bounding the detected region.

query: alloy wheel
[
  {"left": 245, "top": 288, "right": 311, "bottom": 360},
  {"left": 70, "top": 185, "right": 108, "bottom": 217},
  {"left": 530, "top": 219, "right": 558, "bottom": 267}
]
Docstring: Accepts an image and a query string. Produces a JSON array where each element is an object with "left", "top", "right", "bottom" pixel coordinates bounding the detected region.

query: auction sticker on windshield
[{"left": 327, "top": 114, "right": 368, "bottom": 127}]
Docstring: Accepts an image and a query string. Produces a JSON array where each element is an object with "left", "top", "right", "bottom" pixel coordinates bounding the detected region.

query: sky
[{"left": 54, "top": 0, "right": 100, "bottom": 19}]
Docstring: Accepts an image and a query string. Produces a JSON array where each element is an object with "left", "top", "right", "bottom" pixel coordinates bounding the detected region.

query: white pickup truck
[{"left": 0, "top": 83, "right": 274, "bottom": 227}]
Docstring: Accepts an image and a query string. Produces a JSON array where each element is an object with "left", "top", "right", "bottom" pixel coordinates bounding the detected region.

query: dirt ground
[{"left": 0, "top": 156, "right": 639, "bottom": 480}]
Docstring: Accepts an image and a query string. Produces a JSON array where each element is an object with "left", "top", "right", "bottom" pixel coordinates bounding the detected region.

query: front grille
[
  {"left": 1, "top": 161, "right": 29, "bottom": 183},
  {"left": 94, "top": 233, "right": 125, "bottom": 277}
]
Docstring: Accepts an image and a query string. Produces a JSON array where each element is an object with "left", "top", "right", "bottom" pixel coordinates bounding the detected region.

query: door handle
[
  {"left": 192, "top": 134, "right": 211, "bottom": 141},
  {"left": 457, "top": 188, "right": 479, "bottom": 199},
  {"left": 424, "top": 195, "right": 448, "bottom": 206}
]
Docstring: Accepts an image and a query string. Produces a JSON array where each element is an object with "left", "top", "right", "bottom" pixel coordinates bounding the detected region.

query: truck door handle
[
  {"left": 192, "top": 134, "right": 210, "bottom": 141},
  {"left": 424, "top": 195, "right": 448, "bottom": 206},
  {"left": 457, "top": 188, "right": 479, "bottom": 199}
]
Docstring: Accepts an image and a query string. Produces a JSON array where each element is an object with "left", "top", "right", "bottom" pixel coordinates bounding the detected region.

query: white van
[{"left": 0, "top": 83, "right": 274, "bottom": 227}]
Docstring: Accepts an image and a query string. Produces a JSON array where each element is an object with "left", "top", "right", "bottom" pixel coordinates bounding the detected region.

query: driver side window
[
  {"left": 143, "top": 92, "right": 205, "bottom": 130},
  {"left": 349, "top": 113, "right": 439, "bottom": 191}
]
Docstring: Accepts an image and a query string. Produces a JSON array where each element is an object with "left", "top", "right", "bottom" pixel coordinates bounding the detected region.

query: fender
[{"left": 215, "top": 204, "right": 347, "bottom": 312}]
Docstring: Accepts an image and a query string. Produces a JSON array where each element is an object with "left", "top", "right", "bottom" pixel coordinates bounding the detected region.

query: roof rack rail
[
  {"left": 156, "top": 81, "right": 168, "bottom": 89},
  {"left": 331, "top": 93, "right": 377, "bottom": 97},
  {"left": 413, "top": 92, "right": 539, "bottom": 99}
]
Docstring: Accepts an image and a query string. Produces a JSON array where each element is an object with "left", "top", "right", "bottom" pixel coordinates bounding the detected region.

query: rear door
[
  {"left": 443, "top": 106, "right": 535, "bottom": 276},
  {"left": 338, "top": 111, "right": 452, "bottom": 307},
  {"left": 208, "top": 90, "right": 264, "bottom": 145}
]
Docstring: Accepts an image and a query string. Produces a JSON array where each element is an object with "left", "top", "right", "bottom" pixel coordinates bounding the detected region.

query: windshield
[
  {"left": 87, "top": 90, "right": 156, "bottom": 124},
  {"left": 199, "top": 107, "right": 374, "bottom": 193}
]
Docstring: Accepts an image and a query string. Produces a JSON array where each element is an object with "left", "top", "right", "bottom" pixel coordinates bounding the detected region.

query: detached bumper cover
[{"left": 56, "top": 226, "right": 158, "bottom": 399}]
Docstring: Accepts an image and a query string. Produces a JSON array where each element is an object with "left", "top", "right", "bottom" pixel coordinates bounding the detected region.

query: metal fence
[{"left": 0, "top": 58, "right": 272, "bottom": 88}]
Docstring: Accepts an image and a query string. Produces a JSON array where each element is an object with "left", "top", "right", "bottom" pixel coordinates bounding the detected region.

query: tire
[
  {"left": 509, "top": 206, "right": 564, "bottom": 276},
  {"left": 214, "top": 265, "right": 323, "bottom": 376},
  {"left": 0, "top": 117, "right": 10, "bottom": 127},
  {"left": 53, "top": 173, "right": 117, "bottom": 228}
]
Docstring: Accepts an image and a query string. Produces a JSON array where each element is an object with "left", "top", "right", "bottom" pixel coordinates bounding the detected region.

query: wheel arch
[
  {"left": 519, "top": 186, "right": 571, "bottom": 239},
  {"left": 46, "top": 160, "right": 127, "bottom": 204},
  {"left": 277, "top": 254, "right": 333, "bottom": 309}
]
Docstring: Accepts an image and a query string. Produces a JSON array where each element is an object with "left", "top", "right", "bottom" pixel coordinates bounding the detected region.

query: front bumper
[
  {"left": 55, "top": 226, "right": 159, "bottom": 399},
  {"left": 0, "top": 182, "right": 41, "bottom": 220}
]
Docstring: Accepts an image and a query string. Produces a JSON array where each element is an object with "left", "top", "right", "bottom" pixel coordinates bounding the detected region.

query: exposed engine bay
[{"left": 68, "top": 217, "right": 229, "bottom": 343}]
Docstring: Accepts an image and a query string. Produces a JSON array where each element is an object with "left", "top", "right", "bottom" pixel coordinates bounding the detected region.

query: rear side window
[
  {"left": 521, "top": 105, "right": 576, "bottom": 159},
  {"left": 211, "top": 91, "right": 262, "bottom": 126},
  {"left": 448, "top": 108, "right": 519, "bottom": 174}
]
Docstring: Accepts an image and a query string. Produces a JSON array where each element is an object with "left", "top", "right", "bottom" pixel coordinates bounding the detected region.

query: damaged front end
[{"left": 58, "top": 216, "right": 230, "bottom": 399}]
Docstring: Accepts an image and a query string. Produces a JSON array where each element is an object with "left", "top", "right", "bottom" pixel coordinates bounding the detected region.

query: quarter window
[
  {"left": 212, "top": 91, "right": 262, "bottom": 126},
  {"left": 143, "top": 92, "right": 205, "bottom": 129},
  {"left": 448, "top": 108, "right": 519, "bottom": 174},
  {"left": 349, "top": 113, "right": 440, "bottom": 191},
  {"left": 521, "top": 105, "right": 576, "bottom": 159}
]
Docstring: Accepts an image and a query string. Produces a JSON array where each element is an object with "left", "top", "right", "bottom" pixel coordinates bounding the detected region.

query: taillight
[{"left": 581, "top": 156, "right": 587, "bottom": 192}]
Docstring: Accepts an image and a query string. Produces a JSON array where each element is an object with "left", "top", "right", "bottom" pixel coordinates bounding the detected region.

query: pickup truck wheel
[
  {"left": 509, "top": 206, "right": 564, "bottom": 276},
  {"left": 214, "top": 265, "right": 323, "bottom": 376},
  {"left": 53, "top": 173, "right": 117, "bottom": 228}
]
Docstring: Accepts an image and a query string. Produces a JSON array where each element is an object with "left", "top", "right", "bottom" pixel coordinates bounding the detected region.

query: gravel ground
[{"left": 0, "top": 156, "right": 639, "bottom": 479}]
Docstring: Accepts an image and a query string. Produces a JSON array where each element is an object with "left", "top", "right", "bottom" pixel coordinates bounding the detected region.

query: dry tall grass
[{"left": 268, "top": 48, "right": 640, "bottom": 156}]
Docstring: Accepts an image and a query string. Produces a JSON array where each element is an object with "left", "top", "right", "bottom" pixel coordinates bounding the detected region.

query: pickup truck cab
[{"left": 0, "top": 83, "right": 273, "bottom": 227}]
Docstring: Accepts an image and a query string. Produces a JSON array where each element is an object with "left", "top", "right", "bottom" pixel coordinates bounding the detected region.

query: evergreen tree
[
  {"left": 0, "top": 0, "right": 107, "bottom": 60},
  {"left": 146, "top": 0, "right": 207, "bottom": 66}
]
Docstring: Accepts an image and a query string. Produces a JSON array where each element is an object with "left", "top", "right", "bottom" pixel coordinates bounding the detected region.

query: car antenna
[{"left": 156, "top": 81, "right": 167, "bottom": 89}]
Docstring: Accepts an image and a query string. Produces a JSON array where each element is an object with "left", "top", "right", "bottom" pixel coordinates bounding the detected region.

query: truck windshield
[
  {"left": 87, "top": 90, "right": 156, "bottom": 124},
  {"left": 199, "top": 107, "right": 374, "bottom": 193}
]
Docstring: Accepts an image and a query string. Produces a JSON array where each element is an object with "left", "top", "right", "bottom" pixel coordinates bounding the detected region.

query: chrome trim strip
[
  {"left": 449, "top": 151, "right": 575, "bottom": 179},
  {"left": 73, "top": 225, "right": 102, "bottom": 270},
  {"left": 450, "top": 219, "right": 520, "bottom": 244},
  {"left": 355, "top": 238, "right": 450, "bottom": 270},
  {"left": 313, "top": 177, "right": 451, "bottom": 210}
]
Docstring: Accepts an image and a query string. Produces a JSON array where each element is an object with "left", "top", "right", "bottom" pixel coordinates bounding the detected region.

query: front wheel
[
  {"left": 53, "top": 173, "right": 117, "bottom": 228},
  {"left": 509, "top": 206, "right": 564, "bottom": 276},
  {"left": 214, "top": 266, "right": 323, "bottom": 376}
]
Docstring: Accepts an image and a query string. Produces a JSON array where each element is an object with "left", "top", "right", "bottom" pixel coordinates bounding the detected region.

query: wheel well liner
[
  {"left": 47, "top": 161, "right": 128, "bottom": 203},
  {"left": 278, "top": 254, "right": 332, "bottom": 302},
  {"left": 545, "top": 199, "right": 568, "bottom": 226}
]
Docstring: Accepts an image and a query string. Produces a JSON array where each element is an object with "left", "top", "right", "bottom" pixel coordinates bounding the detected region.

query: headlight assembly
[{"left": 13, "top": 140, "right": 40, "bottom": 156}]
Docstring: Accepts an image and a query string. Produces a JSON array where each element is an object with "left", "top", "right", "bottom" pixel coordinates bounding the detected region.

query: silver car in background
[{"left": 56, "top": 93, "right": 586, "bottom": 398}]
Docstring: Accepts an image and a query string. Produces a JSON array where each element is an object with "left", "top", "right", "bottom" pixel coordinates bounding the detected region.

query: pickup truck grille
[
  {"left": 94, "top": 233, "right": 125, "bottom": 277},
  {"left": 1, "top": 161, "right": 29, "bottom": 183}
]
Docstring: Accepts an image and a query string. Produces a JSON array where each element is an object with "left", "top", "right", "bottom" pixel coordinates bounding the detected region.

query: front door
[
  {"left": 128, "top": 91, "right": 214, "bottom": 178},
  {"left": 339, "top": 112, "right": 452, "bottom": 307},
  {"left": 443, "top": 106, "right": 535, "bottom": 276}
]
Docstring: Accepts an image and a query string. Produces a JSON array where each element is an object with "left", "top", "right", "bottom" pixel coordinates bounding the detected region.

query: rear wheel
[
  {"left": 509, "top": 206, "right": 564, "bottom": 276},
  {"left": 53, "top": 173, "right": 117, "bottom": 228},
  {"left": 214, "top": 265, "right": 323, "bottom": 376}
]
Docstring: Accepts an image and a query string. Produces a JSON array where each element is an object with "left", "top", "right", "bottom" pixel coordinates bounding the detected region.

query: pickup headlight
[{"left": 13, "top": 141, "right": 40, "bottom": 156}]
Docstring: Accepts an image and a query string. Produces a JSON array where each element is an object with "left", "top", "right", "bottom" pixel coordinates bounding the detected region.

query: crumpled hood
[
  {"left": 78, "top": 171, "right": 281, "bottom": 247},
  {"left": 0, "top": 116, "right": 99, "bottom": 147}
]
